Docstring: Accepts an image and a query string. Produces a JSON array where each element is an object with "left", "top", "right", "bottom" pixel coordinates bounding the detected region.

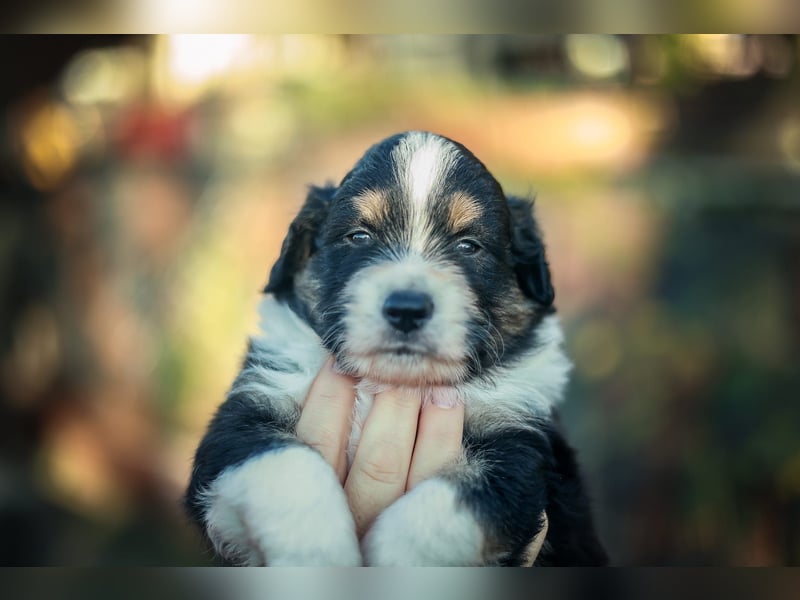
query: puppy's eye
[
  {"left": 456, "top": 239, "right": 481, "bottom": 255},
  {"left": 347, "top": 230, "right": 373, "bottom": 245}
]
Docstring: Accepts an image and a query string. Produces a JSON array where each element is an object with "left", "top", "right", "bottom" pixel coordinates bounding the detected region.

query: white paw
[
  {"left": 362, "top": 478, "right": 485, "bottom": 566},
  {"left": 202, "top": 445, "right": 361, "bottom": 566}
]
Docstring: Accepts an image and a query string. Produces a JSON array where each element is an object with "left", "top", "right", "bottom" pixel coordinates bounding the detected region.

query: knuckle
[
  {"left": 303, "top": 426, "right": 342, "bottom": 457},
  {"left": 357, "top": 448, "right": 407, "bottom": 486},
  {"left": 378, "top": 388, "right": 420, "bottom": 411}
]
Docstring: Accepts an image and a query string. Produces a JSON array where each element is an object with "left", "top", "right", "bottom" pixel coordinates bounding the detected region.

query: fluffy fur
[{"left": 185, "top": 131, "right": 608, "bottom": 566}]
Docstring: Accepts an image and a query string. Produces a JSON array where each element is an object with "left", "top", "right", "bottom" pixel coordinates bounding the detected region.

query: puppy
[{"left": 185, "top": 131, "right": 608, "bottom": 566}]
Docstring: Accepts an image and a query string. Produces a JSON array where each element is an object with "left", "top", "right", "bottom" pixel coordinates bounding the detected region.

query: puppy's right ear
[{"left": 263, "top": 185, "right": 335, "bottom": 295}]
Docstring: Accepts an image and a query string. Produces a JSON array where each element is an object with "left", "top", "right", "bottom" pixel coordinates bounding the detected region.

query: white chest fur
[{"left": 249, "top": 296, "right": 572, "bottom": 461}]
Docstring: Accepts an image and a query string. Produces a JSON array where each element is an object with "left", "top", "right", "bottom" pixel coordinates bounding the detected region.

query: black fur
[
  {"left": 507, "top": 195, "right": 556, "bottom": 310},
  {"left": 185, "top": 131, "right": 607, "bottom": 566},
  {"left": 263, "top": 185, "right": 335, "bottom": 298},
  {"left": 184, "top": 395, "right": 298, "bottom": 527}
]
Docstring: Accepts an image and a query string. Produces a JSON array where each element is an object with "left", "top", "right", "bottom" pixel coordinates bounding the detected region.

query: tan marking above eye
[
  {"left": 447, "top": 193, "right": 482, "bottom": 231},
  {"left": 351, "top": 190, "right": 386, "bottom": 225}
]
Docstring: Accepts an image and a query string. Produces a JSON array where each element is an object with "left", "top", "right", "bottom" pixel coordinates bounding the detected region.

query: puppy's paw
[
  {"left": 203, "top": 445, "right": 361, "bottom": 566},
  {"left": 362, "top": 478, "right": 485, "bottom": 566}
]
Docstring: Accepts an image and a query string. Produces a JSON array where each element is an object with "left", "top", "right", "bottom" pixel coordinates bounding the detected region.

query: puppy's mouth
[
  {"left": 375, "top": 343, "right": 431, "bottom": 356},
  {"left": 336, "top": 348, "right": 468, "bottom": 386}
]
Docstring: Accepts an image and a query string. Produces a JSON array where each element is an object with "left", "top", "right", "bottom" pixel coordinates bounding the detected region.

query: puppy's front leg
[
  {"left": 362, "top": 424, "right": 550, "bottom": 566},
  {"left": 185, "top": 394, "right": 362, "bottom": 566}
]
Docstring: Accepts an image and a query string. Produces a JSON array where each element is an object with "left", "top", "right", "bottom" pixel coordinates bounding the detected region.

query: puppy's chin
[{"left": 335, "top": 352, "right": 468, "bottom": 387}]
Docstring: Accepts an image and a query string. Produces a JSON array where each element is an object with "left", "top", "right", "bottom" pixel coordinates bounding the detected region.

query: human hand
[
  {"left": 296, "top": 357, "right": 547, "bottom": 565},
  {"left": 296, "top": 358, "right": 464, "bottom": 532}
]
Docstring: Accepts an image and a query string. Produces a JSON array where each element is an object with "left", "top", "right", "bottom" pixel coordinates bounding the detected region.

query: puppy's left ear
[
  {"left": 263, "top": 185, "right": 336, "bottom": 295},
  {"left": 507, "top": 195, "right": 555, "bottom": 308}
]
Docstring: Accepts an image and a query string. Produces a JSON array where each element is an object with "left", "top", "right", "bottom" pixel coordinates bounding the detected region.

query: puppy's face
[{"left": 266, "top": 132, "right": 554, "bottom": 386}]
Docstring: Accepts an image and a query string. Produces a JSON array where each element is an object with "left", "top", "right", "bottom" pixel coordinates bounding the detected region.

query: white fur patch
[
  {"left": 202, "top": 445, "right": 361, "bottom": 566},
  {"left": 460, "top": 315, "right": 572, "bottom": 429},
  {"left": 239, "top": 296, "right": 327, "bottom": 413},
  {"left": 391, "top": 132, "right": 459, "bottom": 254},
  {"left": 362, "top": 477, "right": 485, "bottom": 566},
  {"left": 396, "top": 132, "right": 458, "bottom": 210}
]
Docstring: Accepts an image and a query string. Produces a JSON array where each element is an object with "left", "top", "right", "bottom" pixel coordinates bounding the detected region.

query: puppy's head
[{"left": 265, "top": 132, "right": 554, "bottom": 386}]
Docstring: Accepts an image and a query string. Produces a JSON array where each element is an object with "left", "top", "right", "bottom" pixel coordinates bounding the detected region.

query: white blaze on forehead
[
  {"left": 392, "top": 132, "right": 460, "bottom": 252},
  {"left": 394, "top": 132, "right": 459, "bottom": 208}
]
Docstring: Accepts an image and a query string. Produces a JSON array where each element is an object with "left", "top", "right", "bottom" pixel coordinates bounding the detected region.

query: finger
[
  {"left": 523, "top": 512, "right": 549, "bottom": 567},
  {"left": 295, "top": 357, "right": 357, "bottom": 483},
  {"left": 345, "top": 386, "right": 421, "bottom": 537},
  {"left": 406, "top": 400, "right": 464, "bottom": 491}
]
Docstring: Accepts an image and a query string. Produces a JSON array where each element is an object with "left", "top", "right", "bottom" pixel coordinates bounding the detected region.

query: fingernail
[{"left": 427, "top": 387, "right": 461, "bottom": 409}]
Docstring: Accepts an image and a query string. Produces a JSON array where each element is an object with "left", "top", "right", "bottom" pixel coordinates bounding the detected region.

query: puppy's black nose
[{"left": 382, "top": 290, "right": 434, "bottom": 333}]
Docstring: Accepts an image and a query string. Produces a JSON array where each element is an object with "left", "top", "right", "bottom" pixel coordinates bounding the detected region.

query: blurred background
[{"left": 0, "top": 34, "right": 798, "bottom": 566}]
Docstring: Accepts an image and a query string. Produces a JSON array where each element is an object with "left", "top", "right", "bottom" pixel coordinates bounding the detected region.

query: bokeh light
[{"left": 565, "top": 35, "right": 629, "bottom": 80}]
